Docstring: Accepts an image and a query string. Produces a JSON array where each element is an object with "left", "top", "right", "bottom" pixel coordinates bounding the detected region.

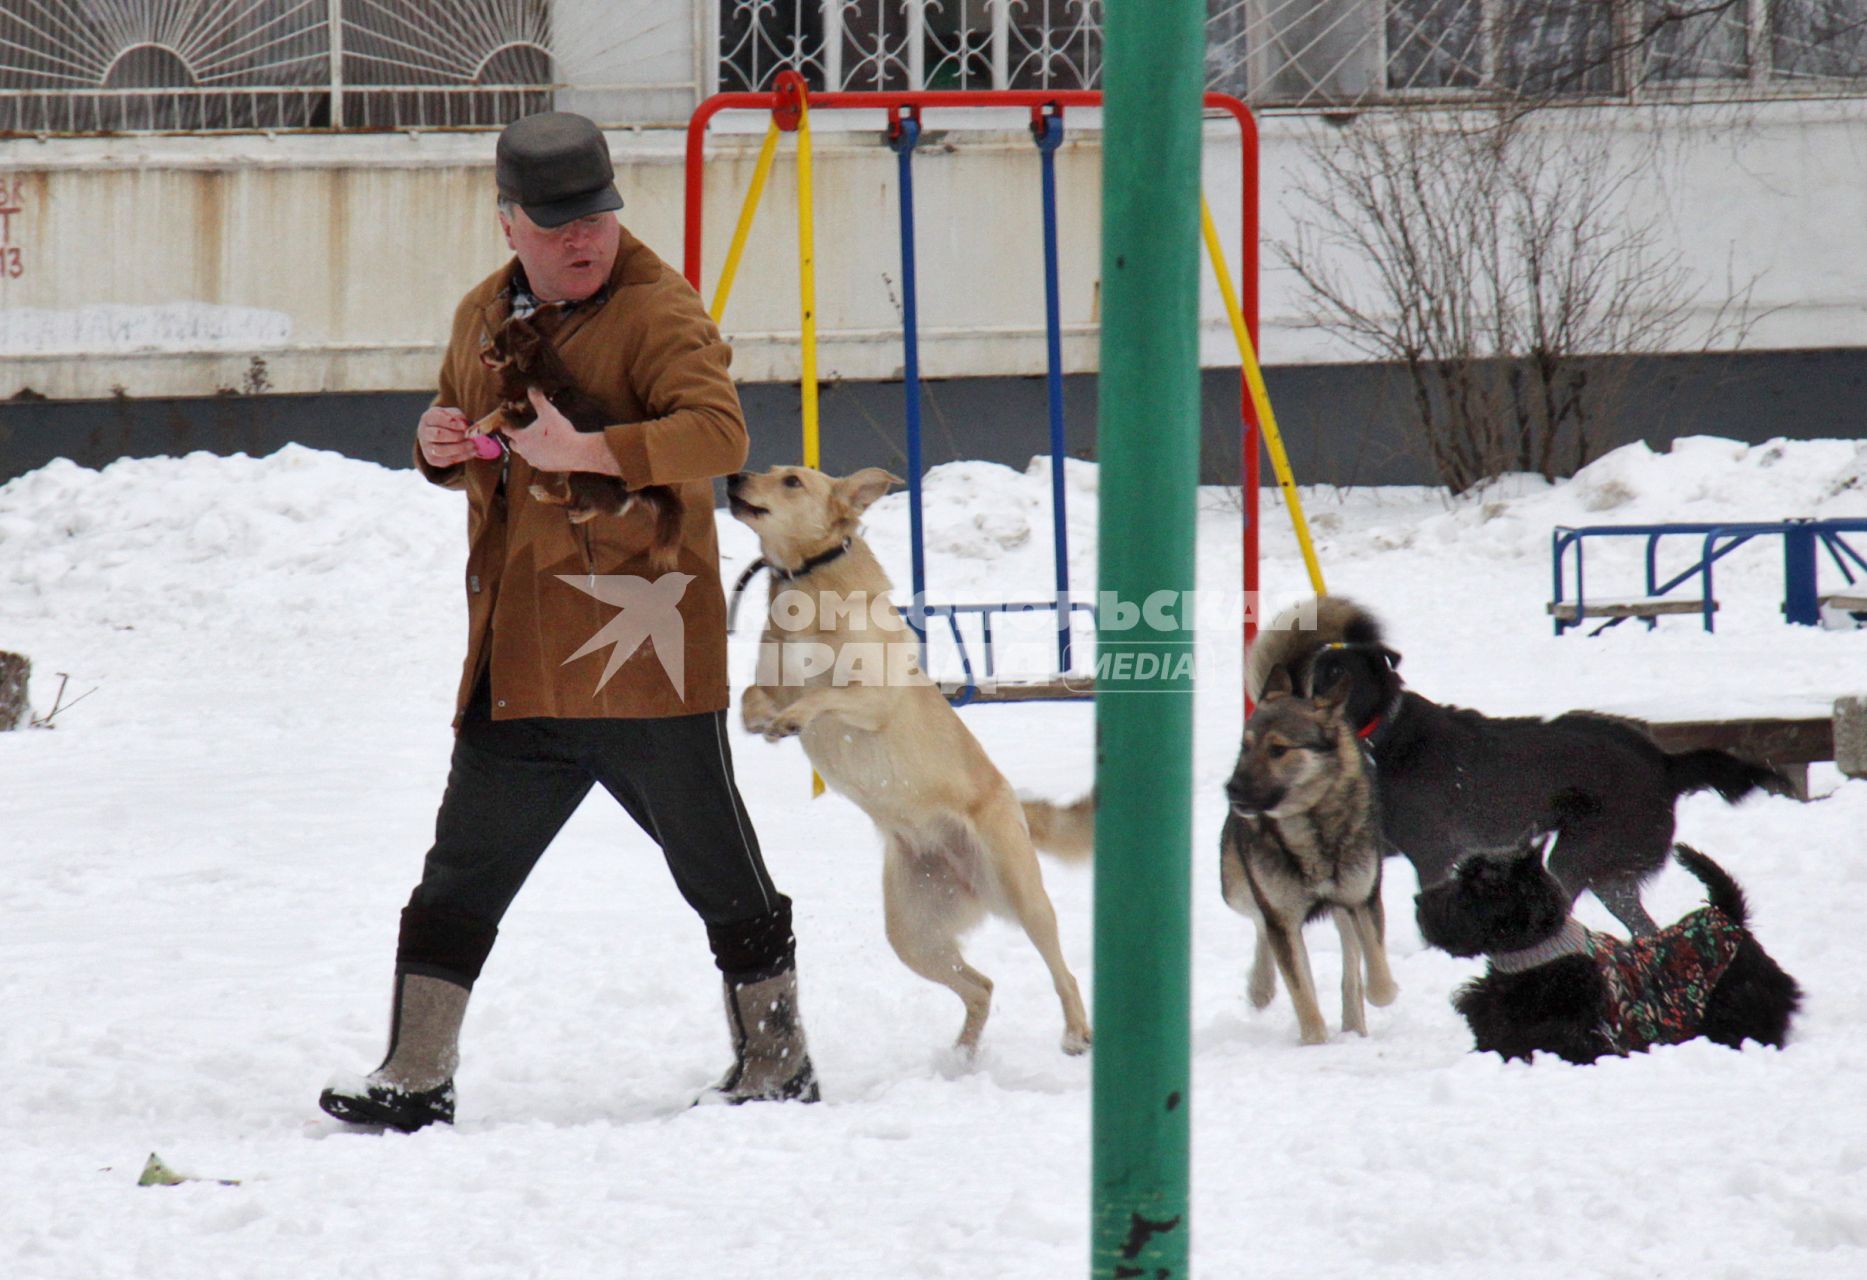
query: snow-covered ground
[{"left": 2, "top": 436, "right": 1864, "bottom": 1279}]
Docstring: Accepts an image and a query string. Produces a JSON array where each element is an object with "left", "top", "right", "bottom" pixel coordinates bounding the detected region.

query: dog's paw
[
  {"left": 1368, "top": 978, "right": 1399, "bottom": 1008},
  {"left": 1247, "top": 965, "right": 1277, "bottom": 1010},
  {"left": 1061, "top": 1026, "right": 1092, "bottom": 1056},
  {"left": 763, "top": 714, "right": 803, "bottom": 742},
  {"left": 1297, "top": 1021, "right": 1330, "bottom": 1047},
  {"left": 739, "top": 691, "right": 776, "bottom": 737}
]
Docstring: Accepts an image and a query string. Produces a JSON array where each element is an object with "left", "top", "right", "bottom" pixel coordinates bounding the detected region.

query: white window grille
[
  {"left": 336, "top": 0, "right": 556, "bottom": 129},
  {"left": 0, "top": 0, "right": 333, "bottom": 132},
  {"left": 1213, "top": 1, "right": 1867, "bottom": 107},
  {"left": 1772, "top": 0, "right": 1867, "bottom": 81},
  {"left": 716, "top": 1, "right": 1104, "bottom": 94},
  {"left": 0, "top": 0, "right": 696, "bottom": 133}
]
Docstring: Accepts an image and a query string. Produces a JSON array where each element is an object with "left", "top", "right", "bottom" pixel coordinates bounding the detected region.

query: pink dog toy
[{"left": 470, "top": 433, "right": 504, "bottom": 460}]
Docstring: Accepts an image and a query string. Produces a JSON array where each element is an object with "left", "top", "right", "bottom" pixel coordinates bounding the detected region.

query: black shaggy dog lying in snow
[
  {"left": 1248, "top": 597, "right": 1793, "bottom": 936},
  {"left": 1415, "top": 837, "right": 1801, "bottom": 1064}
]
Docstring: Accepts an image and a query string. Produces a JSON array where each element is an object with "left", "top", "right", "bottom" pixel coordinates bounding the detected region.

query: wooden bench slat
[
  {"left": 1640, "top": 716, "right": 1834, "bottom": 764},
  {"left": 1547, "top": 598, "right": 1714, "bottom": 622},
  {"left": 936, "top": 677, "right": 1095, "bottom": 703},
  {"left": 1638, "top": 715, "right": 1835, "bottom": 801}
]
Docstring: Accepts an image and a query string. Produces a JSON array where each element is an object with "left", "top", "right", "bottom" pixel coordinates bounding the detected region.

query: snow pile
[
  {"left": 1, "top": 436, "right": 1865, "bottom": 1278},
  {"left": 0, "top": 447, "right": 459, "bottom": 637}
]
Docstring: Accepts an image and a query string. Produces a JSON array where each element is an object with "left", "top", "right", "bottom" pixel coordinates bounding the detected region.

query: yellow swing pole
[
  {"left": 795, "top": 93, "right": 822, "bottom": 469},
  {"left": 704, "top": 95, "right": 826, "bottom": 797},
  {"left": 1200, "top": 194, "right": 1327, "bottom": 596},
  {"left": 709, "top": 119, "right": 783, "bottom": 324},
  {"left": 789, "top": 92, "right": 826, "bottom": 798}
]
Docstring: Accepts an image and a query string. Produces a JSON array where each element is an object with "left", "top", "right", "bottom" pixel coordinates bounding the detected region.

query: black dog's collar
[
  {"left": 1356, "top": 689, "right": 1406, "bottom": 751},
  {"left": 768, "top": 540, "right": 853, "bottom": 582},
  {"left": 725, "top": 541, "right": 854, "bottom": 633},
  {"left": 1488, "top": 918, "right": 1591, "bottom": 974}
]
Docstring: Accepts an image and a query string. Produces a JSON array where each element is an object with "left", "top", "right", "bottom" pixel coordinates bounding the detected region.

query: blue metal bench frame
[{"left": 1550, "top": 518, "right": 1867, "bottom": 635}]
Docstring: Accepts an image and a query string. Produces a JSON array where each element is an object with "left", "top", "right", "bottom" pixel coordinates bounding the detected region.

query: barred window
[
  {"left": 1386, "top": 0, "right": 1485, "bottom": 92},
  {"left": 1350, "top": 2, "right": 1867, "bottom": 104},
  {"left": 1498, "top": 0, "right": 1617, "bottom": 96},
  {"left": 5, "top": 2, "right": 1867, "bottom": 136},
  {"left": 0, "top": 0, "right": 555, "bottom": 134},
  {"left": 718, "top": 1, "right": 1104, "bottom": 95},
  {"left": 0, "top": 2, "right": 330, "bottom": 133},
  {"left": 1646, "top": 2, "right": 1750, "bottom": 83},
  {"left": 339, "top": 1, "right": 556, "bottom": 129},
  {"left": 1772, "top": 0, "right": 1867, "bottom": 80},
  {"left": 718, "top": 2, "right": 828, "bottom": 93}
]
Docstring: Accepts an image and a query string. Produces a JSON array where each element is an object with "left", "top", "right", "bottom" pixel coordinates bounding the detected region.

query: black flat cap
[{"left": 495, "top": 112, "right": 624, "bottom": 229}]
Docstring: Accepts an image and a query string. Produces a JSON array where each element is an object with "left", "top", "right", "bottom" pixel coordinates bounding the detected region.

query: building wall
[
  {"left": 5, "top": 98, "right": 1867, "bottom": 403},
  {"left": 6, "top": 346, "right": 1865, "bottom": 489},
  {"left": 2, "top": 97, "right": 1864, "bottom": 487}
]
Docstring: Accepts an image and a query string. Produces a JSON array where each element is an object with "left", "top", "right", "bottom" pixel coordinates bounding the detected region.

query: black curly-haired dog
[
  {"left": 1415, "top": 837, "right": 1800, "bottom": 1064},
  {"left": 1248, "top": 597, "right": 1793, "bottom": 936}
]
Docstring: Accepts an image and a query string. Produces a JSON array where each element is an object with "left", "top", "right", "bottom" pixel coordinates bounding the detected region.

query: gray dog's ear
[
  {"left": 834, "top": 468, "right": 901, "bottom": 516},
  {"left": 1262, "top": 664, "right": 1295, "bottom": 699}
]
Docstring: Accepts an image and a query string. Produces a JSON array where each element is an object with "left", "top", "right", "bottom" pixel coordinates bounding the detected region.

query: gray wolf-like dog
[
  {"left": 1249, "top": 596, "right": 1791, "bottom": 936},
  {"left": 1415, "top": 837, "right": 1801, "bottom": 1064},
  {"left": 1219, "top": 667, "right": 1398, "bottom": 1044},
  {"left": 728, "top": 465, "right": 1092, "bottom": 1056}
]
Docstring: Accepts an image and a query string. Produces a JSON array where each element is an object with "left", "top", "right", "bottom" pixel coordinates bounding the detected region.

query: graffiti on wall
[{"left": 0, "top": 175, "right": 23, "bottom": 279}]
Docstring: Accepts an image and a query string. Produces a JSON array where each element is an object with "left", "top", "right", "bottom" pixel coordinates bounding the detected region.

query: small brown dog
[{"left": 473, "top": 312, "right": 683, "bottom": 567}]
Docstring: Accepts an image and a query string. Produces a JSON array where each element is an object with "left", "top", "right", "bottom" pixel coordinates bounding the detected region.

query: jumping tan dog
[{"left": 727, "top": 465, "right": 1092, "bottom": 1056}]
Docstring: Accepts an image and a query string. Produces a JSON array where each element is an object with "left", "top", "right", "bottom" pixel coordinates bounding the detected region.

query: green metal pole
[{"left": 1092, "top": 1, "right": 1203, "bottom": 1277}]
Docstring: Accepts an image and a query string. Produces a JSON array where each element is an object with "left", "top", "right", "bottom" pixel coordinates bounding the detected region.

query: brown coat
[{"left": 416, "top": 227, "right": 745, "bottom": 723}]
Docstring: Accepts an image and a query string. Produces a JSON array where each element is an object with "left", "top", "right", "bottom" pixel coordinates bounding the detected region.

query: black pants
[{"left": 398, "top": 680, "right": 792, "bottom": 987}]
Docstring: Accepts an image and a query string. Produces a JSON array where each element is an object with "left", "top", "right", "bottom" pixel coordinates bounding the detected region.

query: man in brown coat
[{"left": 320, "top": 112, "right": 816, "bottom": 1132}]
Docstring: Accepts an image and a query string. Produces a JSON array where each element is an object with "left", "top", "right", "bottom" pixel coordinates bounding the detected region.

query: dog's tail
[
  {"left": 1672, "top": 844, "right": 1749, "bottom": 926},
  {"left": 1022, "top": 790, "right": 1096, "bottom": 863},
  {"left": 1663, "top": 748, "right": 1795, "bottom": 804},
  {"left": 1246, "top": 595, "right": 1384, "bottom": 704}
]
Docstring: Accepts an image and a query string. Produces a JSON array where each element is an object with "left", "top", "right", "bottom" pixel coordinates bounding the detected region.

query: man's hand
[
  {"left": 418, "top": 406, "right": 478, "bottom": 468},
  {"left": 504, "top": 387, "right": 621, "bottom": 475}
]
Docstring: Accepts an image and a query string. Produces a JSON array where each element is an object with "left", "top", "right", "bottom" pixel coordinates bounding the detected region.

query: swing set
[{"left": 683, "top": 72, "right": 1326, "bottom": 703}]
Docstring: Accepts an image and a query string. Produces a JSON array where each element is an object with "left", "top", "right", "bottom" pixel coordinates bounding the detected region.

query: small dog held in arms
[
  {"left": 1219, "top": 667, "right": 1399, "bottom": 1045},
  {"left": 1415, "top": 835, "right": 1800, "bottom": 1063},
  {"left": 1249, "top": 596, "right": 1792, "bottom": 937},
  {"left": 727, "top": 464, "right": 1093, "bottom": 1056},
  {"left": 472, "top": 311, "right": 683, "bottom": 565}
]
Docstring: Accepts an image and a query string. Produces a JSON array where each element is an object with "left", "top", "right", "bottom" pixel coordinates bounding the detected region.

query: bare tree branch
[{"left": 1277, "top": 106, "right": 1760, "bottom": 492}]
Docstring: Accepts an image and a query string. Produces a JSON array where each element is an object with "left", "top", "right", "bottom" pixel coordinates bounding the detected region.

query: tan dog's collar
[
  {"left": 769, "top": 539, "right": 853, "bottom": 581},
  {"left": 726, "top": 540, "right": 854, "bottom": 633}
]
